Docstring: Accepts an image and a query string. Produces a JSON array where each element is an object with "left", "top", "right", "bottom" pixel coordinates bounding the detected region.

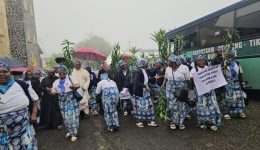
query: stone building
[
  {"left": 0, "top": 0, "right": 11, "bottom": 56},
  {"left": 5, "top": 0, "right": 42, "bottom": 66}
]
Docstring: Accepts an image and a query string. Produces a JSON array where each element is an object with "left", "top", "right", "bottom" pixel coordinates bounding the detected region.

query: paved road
[{"left": 37, "top": 100, "right": 260, "bottom": 150}]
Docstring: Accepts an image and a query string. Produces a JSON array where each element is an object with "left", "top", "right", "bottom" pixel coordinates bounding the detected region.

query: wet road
[{"left": 37, "top": 100, "right": 260, "bottom": 150}]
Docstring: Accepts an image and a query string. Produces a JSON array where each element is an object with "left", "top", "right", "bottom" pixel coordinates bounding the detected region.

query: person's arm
[
  {"left": 134, "top": 70, "right": 146, "bottom": 88},
  {"left": 28, "top": 86, "right": 39, "bottom": 123}
]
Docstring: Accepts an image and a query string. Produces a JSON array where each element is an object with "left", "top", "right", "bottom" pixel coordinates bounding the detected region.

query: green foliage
[
  {"left": 46, "top": 53, "right": 62, "bottom": 68},
  {"left": 151, "top": 29, "right": 172, "bottom": 63},
  {"left": 128, "top": 46, "right": 138, "bottom": 69},
  {"left": 156, "top": 90, "right": 170, "bottom": 122},
  {"left": 223, "top": 29, "right": 240, "bottom": 55},
  {"left": 148, "top": 52, "right": 157, "bottom": 63},
  {"left": 61, "top": 39, "right": 75, "bottom": 71},
  {"left": 74, "top": 35, "right": 113, "bottom": 56},
  {"left": 174, "top": 34, "right": 186, "bottom": 55},
  {"left": 110, "top": 42, "right": 121, "bottom": 79}
]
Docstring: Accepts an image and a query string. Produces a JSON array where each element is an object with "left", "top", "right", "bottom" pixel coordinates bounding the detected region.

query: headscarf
[
  {"left": 0, "top": 62, "right": 10, "bottom": 72},
  {"left": 100, "top": 73, "right": 109, "bottom": 81},
  {"left": 137, "top": 58, "right": 148, "bottom": 68},
  {"left": 0, "top": 62, "right": 14, "bottom": 94},
  {"left": 57, "top": 65, "right": 69, "bottom": 73},
  {"left": 32, "top": 70, "right": 41, "bottom": 76},
  {"left": 195, "top": 52, "right": 205, "bottom": 61},
  {"left": 168, "top": 55, "right": 181, "bottom": 65},
  {"left": 118, "top": 60, "right": 127, "bottom": 67},
  {"left": 155, "top": 60, "right": 163, "bottom": 65}
]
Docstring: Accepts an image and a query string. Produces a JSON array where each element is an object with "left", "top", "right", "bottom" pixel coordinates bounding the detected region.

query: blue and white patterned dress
[
  {"left": 58, "top": 92, "right": 80, "bottom": 136},
  {"left": 53, "top": 76, "right": 80, "bottom": 136},
  {"left": 96, "top": 79, "right": 119, "bottom": 129},
  {"left": 165, "top": 65, "right": 190, "bottom": 125},
  {"left": 190, "top": 66, "right": 222, "bottom": 126},
  {"left": 134, "top": 90, "right": 156, "bottom": 122},
  {"left": 224, "top": 62, "right": 245, "bottom": 116}
]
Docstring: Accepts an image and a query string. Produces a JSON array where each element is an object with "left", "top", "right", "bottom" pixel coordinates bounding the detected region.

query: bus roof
[{"left": 166, "top": 0, "right": 254, "bottom": 39}]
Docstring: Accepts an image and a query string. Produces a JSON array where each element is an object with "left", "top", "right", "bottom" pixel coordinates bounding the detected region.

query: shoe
[
  {"left": 179, "top": 125, "right": 185, "bottom": 130},
  {"left": 200, "top": 125, "right": 207, "bottom": 129},
  {"left": 170, "top": 123, "right": 176, "bottom": 130},
  {"left": 123, "top": 111, "right": 128, "bottom": 116},
  {"left": 57, "top": 125, "right": 63, "bottom": 130},
  {"left": 224, "top": 114, "right": 231, "bottom": 120},
  {"left": 186, "top": 115, "right": 191, "bottom": 120},
  {"left": 65, "top": 133, "right": 71, "bottom": 137},
  {"left": 148, "top": 121, "right": 158, "bottom": 127},
  {"left": 136, "top": 122, "right": 144, "bottom": 128},
  {"left": 71, "top": 136, "right": 77, "bottom": 142},
  {"left": 240, "top": 113, "right": 246, "bottom": 118},
  {"left": 211, "top": 126, "right": 218, "bottom": 131}
]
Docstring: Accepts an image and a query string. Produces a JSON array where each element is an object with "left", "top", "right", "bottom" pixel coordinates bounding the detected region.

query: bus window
[
  {"left": 236, "top": 1, "right": 260, "bottom": 38},
  {"left": 199, "top": 11, "right": 235, "bottom": 47}
]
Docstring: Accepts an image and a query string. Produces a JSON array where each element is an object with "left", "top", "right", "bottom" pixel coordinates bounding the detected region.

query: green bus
[{"left": 166, "top": 0, "right": 260, "bottom": 91}]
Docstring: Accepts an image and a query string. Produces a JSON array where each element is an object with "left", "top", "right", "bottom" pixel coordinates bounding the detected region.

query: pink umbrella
[
  {"left": 73, "top": 48, "right": 106, "bottom": 61},
  {"left": 11, "top": 66, "right": 41, "bottom": 72}
]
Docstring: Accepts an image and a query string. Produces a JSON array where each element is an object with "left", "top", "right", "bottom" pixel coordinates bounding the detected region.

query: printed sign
[{"left": 192, "top": 65, "right": 227, "bottom": 96}]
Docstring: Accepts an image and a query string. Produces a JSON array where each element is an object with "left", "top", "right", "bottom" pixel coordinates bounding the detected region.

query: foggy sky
[{"left": 34, "top": 0, "right": 240, "bottom": 57}]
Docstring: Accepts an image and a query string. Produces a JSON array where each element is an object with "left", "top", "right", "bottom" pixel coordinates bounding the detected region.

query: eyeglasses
[{"left": 0, "top": 70, "right": 9, "bottom": 74}]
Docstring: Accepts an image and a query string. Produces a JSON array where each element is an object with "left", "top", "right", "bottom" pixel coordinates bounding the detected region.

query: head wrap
[
  {"left": 195, "top": 52, "right": 205, "bottom": 60},
  {"left": 118, "top": 60, "right": 127, "bottom": 67},
  {"left": 168, "top": 55, "right": 181, "bottom": 65},
  {"left": 100, "top": 73, "right": 109, "bottom": 80},
  {"left": 0, "top": 62, "right": 10, "bottom": 72},
  {"left": 137, "top": 58, "right": 148, "bottom": 68},
  {"left": 57, "top": 65, "right": 69, "bottom": 73}
]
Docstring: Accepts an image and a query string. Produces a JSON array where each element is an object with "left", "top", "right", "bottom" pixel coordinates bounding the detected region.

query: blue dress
[
  {"left": 101, "top": 87, "right": 119, "bottom": 128},
  {"left": 166, "top": 80, "right": 189, "bottom": 125},
  {"left": 224, "top": 65, "right": 245, "bottom": 116}
]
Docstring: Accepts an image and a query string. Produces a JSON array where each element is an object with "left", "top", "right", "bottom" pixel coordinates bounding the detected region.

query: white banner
[{"left": 192, "top": 65, "right": 227, "bottom": 96}]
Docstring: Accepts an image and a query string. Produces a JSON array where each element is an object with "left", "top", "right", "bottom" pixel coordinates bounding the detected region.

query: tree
[
  {"left": 174, "top": 34, "right": 186, "bottom": 55},
  {"left": 151, "top": 29, "right": 172, "bottom": 63},
  {"left": 74, "top": 35, "right": 113, "bottom": 56},
  {"left": 46, "top": 53, "right": 62, "bottom": 67}
]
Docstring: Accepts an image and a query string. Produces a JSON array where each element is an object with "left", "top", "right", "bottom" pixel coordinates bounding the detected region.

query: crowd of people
[{"left": 0, "top": 48, "right": 247, "bottom": 149}]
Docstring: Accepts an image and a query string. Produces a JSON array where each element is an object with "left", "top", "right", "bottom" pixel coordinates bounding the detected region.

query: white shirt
[
  {"left": 0, "top": 82, "right": 39, "bottom": 114},
  {"left": 52, "top": 76, "right": 79, "bottom": 94},
  {"left": 141, "top": 68, "right": 148, "bottom": 85},
  {"left": 165, "top": 64, "right": 190, "bottom": 81},
  {"left": 96, "top": 80, "right": 118, "bottom": 94},
  {"left": 190, "top": 65, "right": 209, "bottom": 78}
]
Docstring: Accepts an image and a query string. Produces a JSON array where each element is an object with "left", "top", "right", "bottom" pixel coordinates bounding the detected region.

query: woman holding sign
[
  {"left": 223, "top": 52, "right": 246, "bottom": 119},
  {"left": 161, "top": 55, "right": 190, "bottom": 130},
  {"left": 190, "top": 53, "right": 222, "bottom": 131}
]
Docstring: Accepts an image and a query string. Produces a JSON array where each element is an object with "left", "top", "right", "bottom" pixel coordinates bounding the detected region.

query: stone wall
[
  {"left": 0, "top": 0, "right": 11, "bottom": 56},
  {"left": 6, "top": 0, "right": 42, "bottom": 67}
]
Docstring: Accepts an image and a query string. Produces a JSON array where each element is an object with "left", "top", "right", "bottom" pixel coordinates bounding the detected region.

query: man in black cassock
[{"left": 40, "top": 68, "right": 62, "bottom": 129}]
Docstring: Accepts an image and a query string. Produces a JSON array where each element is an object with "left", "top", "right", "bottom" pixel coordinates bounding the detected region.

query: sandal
[
  {"left": 200, "top": 125, "right": 207, "bottom": 129},
  {"left": 224, "top": 114, "right": 231, "bottom": 120},
  {"left": 170, "top": 123, "right": 176, "bottom": 130},
  {"left": 179, "top": 125, "right": 185, "bottom": 130},
  {"left": 210, "top": 126, "right": 217, "bottom": 131},
  {"left": 240, "top": 113, "right": 246, "bottom": 118},
  {"left": 136, "top": 122, "right": 144, "bottom": 128}
]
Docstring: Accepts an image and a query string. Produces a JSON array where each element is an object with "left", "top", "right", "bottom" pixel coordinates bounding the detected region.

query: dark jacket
[
  {"left": 133, "top": 69, "right": 148, "bottom": 97},
  {"left": 31, "top": 77, "right": 42, "bottom": 99},
  {"left": 115, "top": 69, "right": 132, "bottom": 93}
]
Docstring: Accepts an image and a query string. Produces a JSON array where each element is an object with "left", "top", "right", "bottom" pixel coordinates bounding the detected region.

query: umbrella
[
  {"left": 73, "top": 48, "right": 106, "bottom": 61},
  {"left": 11, "top": 66, "right": 41, "bottom": 72}
]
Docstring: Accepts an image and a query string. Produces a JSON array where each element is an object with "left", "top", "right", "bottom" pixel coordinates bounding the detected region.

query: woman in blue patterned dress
[
  {"left": 96, "top": 73, "right": 119, "bottom": 132},
  {"left": 52, "top": 65, "right": 81, "bottom": 142},
  {"left": 223, "top": 52, "right": 246, "bottom": 119},
  {"left": 190, "top": 54, "right": 222, "bottom": 131},
  {"left": 161, "top": 55, "right": 190, "bottom": 130},
  {"left": 133, "top": 59, "right": 158, "bottom": 128}
]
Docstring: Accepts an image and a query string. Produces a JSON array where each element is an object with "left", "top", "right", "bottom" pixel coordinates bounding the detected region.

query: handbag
[
  {"left": 172, "top": 69, "right": 189, "bottom": 102},
  {"left": 68, "top": 77, "right": 83, "bottom": 102}
]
